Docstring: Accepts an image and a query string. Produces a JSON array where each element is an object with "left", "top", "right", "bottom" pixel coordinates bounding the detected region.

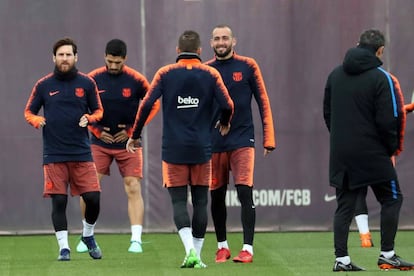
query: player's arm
[
  {"left": 24, "top": 83, "right": 45, "bottom": 129},
  {"left": 127, "top": 71, "right": 163, "bottom": 152},
  {"left": 250, "top": 59, "right": 276, "bottom": 152},
  {"left": 82, "top": 80, "right": 103, "bottom": 127},
  {"left": 212, "top": 69, "right": 234, "bottom": 135},
  {"left": 390, "top": 73, "right": 406, "bottom": 156}
]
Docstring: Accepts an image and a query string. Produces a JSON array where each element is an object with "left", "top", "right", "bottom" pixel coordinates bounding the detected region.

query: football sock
[
  {"left": 336, "top": 256, "right": 351, "bottom": 265},
  {"left": 82, "top": 220, "right": 95, "bottom": 237},
  {"left": 381, "top": 250, "right": 395, "bottom": 259},
  {"left": 178, "top": 227, "right": 194, "bottom": 255},
  {"left": 55, "top": 230, "right": 69, "bottom": 250},
  {"left": 131, "top": 225, "right": 142, "bottom": 243},
  {"left": 355, "top": 214, "right": 369, "bottom": 234},
  {"left": 193, "top": 237, "right": 204, "bottom": 259},
  {"left": 218, "top": 240, "right": 229, "bottom": 249},
  {"left": 242, "top": 244, "right": 253, "bottom": 255}
]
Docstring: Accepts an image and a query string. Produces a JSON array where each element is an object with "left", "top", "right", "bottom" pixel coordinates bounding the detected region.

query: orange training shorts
[
  {"left": 162, "top": 160, "right": 211, "bottom": 188},
  {"left": 210, "top": 147, "right": 255, "bottom": 190},
  {"left": 43, "top": 161, "right": 101, "bottom": 197}
]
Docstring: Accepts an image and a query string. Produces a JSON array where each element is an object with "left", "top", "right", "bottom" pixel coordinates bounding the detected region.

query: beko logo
[{"left": 177, "top": 96, "right": 199, "bottom": 109}]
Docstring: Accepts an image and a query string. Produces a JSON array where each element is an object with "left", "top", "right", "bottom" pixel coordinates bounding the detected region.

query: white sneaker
[{"left": 128, "top": 241, "right": 143, "bottom": 253}]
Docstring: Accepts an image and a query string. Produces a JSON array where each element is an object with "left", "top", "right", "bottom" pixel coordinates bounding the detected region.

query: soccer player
[
  {"left": 76, "top": 39, "right": 159, "bottom": 254},
  {"left": 323, "top": 29, "right": 414, "bottom": 271},
  {"left": 126, "top": 30, "right": 234, "bottom": 268},
  {"left": 24, "top": 37, "right": 103, "bottom": 261},
  {"left": 206, "top": 25, "right": 276, "bottom": 264}
]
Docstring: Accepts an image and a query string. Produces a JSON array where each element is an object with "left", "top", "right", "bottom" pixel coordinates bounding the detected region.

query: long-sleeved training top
[
  {"left": 131, "top": 53, "right": 234, "bottom": 164},
  {"left": 88, "top": 65, "right": 152, "bottom": 149},
  {"left": 24, "top": 67, "right": 103, "bottom": 164},
  {"left": 205, "top": 53, "right": 276, "bottom": 152}
]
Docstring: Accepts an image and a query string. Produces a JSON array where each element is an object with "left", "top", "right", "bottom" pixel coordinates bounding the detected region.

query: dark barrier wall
[{"left": 2, "top": 0, "right": 414, "bottom": 233}]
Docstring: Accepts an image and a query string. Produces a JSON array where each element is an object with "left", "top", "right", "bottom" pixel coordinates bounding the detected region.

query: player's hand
[
  {"left": 113, "top": 130, "right": 129, "bottom": 143},
  {"left": 264, "top": 147, "right": 275, "bottom": 156},
  {"left": 100, "top": 131, "right": 115, "bottom": 144},
  {"left": 215, "top": 120, "right": 231, "bottom": 136},
  {"left": 39, "top": 119, "right": 46, "bottom": 128},
  {"left": 126, "top": 138, "right": 141, "bottom": 153},
  {"left": 79, "top": 115, "right": 89, "bottom": 127}
]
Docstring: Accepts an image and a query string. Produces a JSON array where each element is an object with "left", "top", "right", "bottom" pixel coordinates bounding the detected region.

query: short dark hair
[
  {"left": 53, "top": 37, "right": 77, "bottom": 56},
  {"left": 105, "top": 39, "right": 127, "bottom": 57},
  {"left": 178, "top": 30, "right": 201, "bottom": 52},
  {"left": 358, "top": 29, "right": 385, "bottom": 52}
]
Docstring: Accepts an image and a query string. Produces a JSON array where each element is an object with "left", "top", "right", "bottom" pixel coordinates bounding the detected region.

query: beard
[
  {"left": 214, "top": 46, "right": 232, "bottom": 58},
  {"left": 56, "top": 62, "right": 74, "bottom": 73}
]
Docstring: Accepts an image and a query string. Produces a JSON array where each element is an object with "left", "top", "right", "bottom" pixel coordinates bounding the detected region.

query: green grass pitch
[{"left": 1, "top": 231, "right": 414, "bottom": 275}]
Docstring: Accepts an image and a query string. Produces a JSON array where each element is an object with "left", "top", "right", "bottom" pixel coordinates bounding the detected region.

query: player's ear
[{"left": 232, "top": 37, "right": 237, "bottom": 48}]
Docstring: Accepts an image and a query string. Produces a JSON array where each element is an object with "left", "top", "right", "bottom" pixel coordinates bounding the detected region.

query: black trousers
[
  {"left": 354, "top": 187, "right": 368, "bottom": 216},
  {"left": 334, "top": 180, "right": 402, "bottom": 257}
]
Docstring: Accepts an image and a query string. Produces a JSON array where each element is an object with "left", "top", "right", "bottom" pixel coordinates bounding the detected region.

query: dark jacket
[
  {"left": 24, "top": 67, "right": 103, "bottom": 164},
  {"left": 131, "top": 53, "right": 234, "bottom": 164},
  {"left": 205, "top": 53, "right": 276, "bottom": 152},
  {"left": 323, "top": 47, "right": 406, "bottom": 189}
]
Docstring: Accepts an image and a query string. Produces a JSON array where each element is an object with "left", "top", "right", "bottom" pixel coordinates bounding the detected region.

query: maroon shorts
[
  {"left": 162, "top": 160, "right": 211, "bottom": 188},
  {"left": 210, "top": 147, "right": 255, "bottom": 190},
  {"left": 91, "top": 144, "right": 142, "bottom": 178},
  {"left": 43, "top": 162, "right": 101, "bottom": 197}
]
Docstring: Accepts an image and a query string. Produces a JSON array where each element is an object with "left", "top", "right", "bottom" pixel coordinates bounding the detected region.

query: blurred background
[{"left": 2, "top": 0, "right": 414, "bottom": 234}]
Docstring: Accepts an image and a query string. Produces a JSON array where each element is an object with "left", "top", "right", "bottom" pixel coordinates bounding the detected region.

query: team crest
[
  {"left": 233, "top": 72, "right": 243, "bottom": 82},
  {"left": 122, "top": 88, "right": 132, "bottom": 98},
  {"left": 75, "top": 88, "right": 85, "bottom": 97}
]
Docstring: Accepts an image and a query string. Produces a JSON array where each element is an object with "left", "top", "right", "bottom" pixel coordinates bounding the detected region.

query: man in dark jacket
[{"left": 323, "top": 29, "right": 413, "bottom": 271}]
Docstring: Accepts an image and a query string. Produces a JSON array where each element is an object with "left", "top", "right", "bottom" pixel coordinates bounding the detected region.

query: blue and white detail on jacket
[{"left": 377, "top": 67, "right": 397, "bottom": 118}]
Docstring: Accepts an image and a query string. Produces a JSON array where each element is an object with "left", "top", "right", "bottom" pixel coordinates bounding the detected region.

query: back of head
[
  {"left": 358, "top": 29, "right": 385, "bottom": 53},
  {"left": 105, "top": 39, "right": 127, "bottom": 57},
  {"left": 178, "top": 30, "right": 201, "bottom": 53},
  {"left": 53, "top": 37, "right": 77, "bottom": 56}
]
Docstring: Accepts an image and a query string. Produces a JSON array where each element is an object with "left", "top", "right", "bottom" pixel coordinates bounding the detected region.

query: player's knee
[
  {"left": 124, "top": 177, "right": 141, "bottom": 194},
  {"left": 236, "top": 185, "right": 253, "bottom": 205},
  {"left": 82, "top": 191, "right": 100, "bottom": 207}
]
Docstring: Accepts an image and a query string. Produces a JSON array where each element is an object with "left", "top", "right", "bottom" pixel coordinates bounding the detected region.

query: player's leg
[
  {"left": 163, "top": 161, "right": 198, "bottom": 268},
  {"left": 189, "top": 161, "right": 210, "bottom": 268},
  {"left": 117, "top": 147, "right": 144, "bottom": 253},
  {"left": 354, "top": 187, "right": 373, "bottom": 247},
  {"left": 43, "top": 163, "right": 71, "bottom": 261},
  {"left": 371, "top": 180, "right": 414, "bottom": 270},
  {"left": 231, "top": 147, "right": 255, "bottom": 263},
  {"left": 124, "top": 176, "right": 144, "bottom": 252},
  {"left": 51, "top": 194, "right": 70, "bottom": 261},
  {"left": 210, "top": 152, "right": 231, "bottom": 262},
  {"left": 71, "top": 161, "right": 102, "bottom": 259},
  {"left": 333, "top": 184, "right": 364, "bottom": 271},
  {"left": 77, "top": 145, "right": 109, "bottom": 252}
]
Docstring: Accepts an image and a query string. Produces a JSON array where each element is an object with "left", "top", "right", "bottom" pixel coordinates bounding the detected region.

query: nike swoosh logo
[
  {"left": 324, "top": 194, "right": 336, "bottom": 202},
  {"left": 98, "top": 90, "right": 106, "bottom": 93},
  {"left": 49, "top": 91, "right": 60, "bottom": 96},
  {"left": 379, "top": 256, "right": 400, "bottom": 266}
]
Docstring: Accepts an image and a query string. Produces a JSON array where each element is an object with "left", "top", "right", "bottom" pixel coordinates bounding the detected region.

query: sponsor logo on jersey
[
  {"left": 233, "top": 72, "right": 243, "bottom": 82},
  {"left": 177, "top": 95, "right": 199, "bottom": 109},
  {"left": 122, "top": 88, "right": 131, "bottom": 98},
  {"left": 75, "top": 88, "right": 85, "bottom": 97},
  {"left": 49, "top": 90, "right": 60, "bottom": 96}
]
